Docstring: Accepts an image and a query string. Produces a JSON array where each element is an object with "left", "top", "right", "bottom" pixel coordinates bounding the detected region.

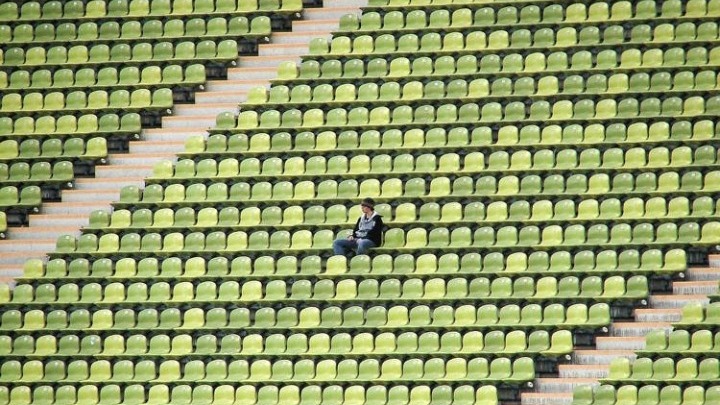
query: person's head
[{"left": 360, "top": 198, "right": 375, "bottom": 215}]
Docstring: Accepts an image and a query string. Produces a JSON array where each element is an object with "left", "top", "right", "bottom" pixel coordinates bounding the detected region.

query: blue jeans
[{"left": 333, "top": 238, "right": 376, "bottom": 255}]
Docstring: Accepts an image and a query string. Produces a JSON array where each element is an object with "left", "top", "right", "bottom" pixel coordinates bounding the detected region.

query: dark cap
[{"left": 360, "top": 198, "right": 375, "bottom": 209}]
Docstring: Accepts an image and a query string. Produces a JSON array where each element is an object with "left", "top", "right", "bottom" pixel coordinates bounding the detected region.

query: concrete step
[
  {"left": 174, "top": 103, "right": 237, "bottom": 116},
  {"left": 0, "top": 277, "right": 17, "bottom": 285},
  {"left": 7, "top": 226, "right": 79, "bottom": 240},
  {"left": 534, "top": 378, "right": 599, "bottom": 393},
  {"left": 302, "top": 6, "right": 361, "bottom": 20},
  {"left": 258, "top": 43, "right": 309, "bottom": 57},
  {"left": 323, "top": 0, "right": 368, "bottom": 6},
  {"left": 61, "top": 189, "right": 120, "bottom": 203},
  {"left": 95, "top": 164, "right": 154, "bottom": 179},
  {"left": 161, "top": 115, "right": 216, "bottom": 129},
  {"left": 195, "top": 90, "right": 247, "bottom": 104},
  {"left": 130, "top": 140, "right": 186, "bottom": 154},
  {"left": 238, "top": 55, "right": 301, "bottom": 68},
  {"left": 205, "top": 79, "right": 263, "bottom": 92},
  {"left": 271, "top": 31, "right": 332, "bottom": 44},
  {"left": 106, "top": 153, "right": 174, "bottom": 166},
  {"left": 224, "top": 67, "right": 277, "bottom": 81},
  {"left": 634, "top": 308, "right": 683, "bottom": 323},
  {"left": 73, "top": 177, "right": 144, "bottom": 191},
  {"left": 610, "top": 322, "right": 672, "bottom": 337},
  {"left": 521, "top": 392, "right": 574, "bottom": 405},
  {"left": 0, "top": 252, "right": 44, "bottom": 266},
  {"left": 686, "top": 267, "right": 720, "bottom": 281},
  {"left": 573, "top": 350, "right": 637, "bottom": 365},
  {"left": 558, "top": 365, "right": 609, "bottom": 379},
  {"left": 673, "top": 280, "right": 719, "bottom": 295},
  {"left": 595, "top": 336, "right": 646, "bottom": 351},
  {"left": 0, "top": 239, "right": 55, "bottom": 254},
  {"left": 142, "top": 128, "right": 208, "bottom": 142},
  {"left": 649, "top": 294, "right": 710, "bottom": 309},
  {"left": 0, "top": 263, "right": 25, "bottom": 274},
  {"left": 29, "top": 214, "right": 89, "bottom": 228},
  {"left": 709, "top": 255, "right": 720, "bottom": 268},
  {"left": 291, "top": 18, "right": 340, "bottom": 32},
  {"left": 42, "top": 202, "right": 112, "bottom": 215}
]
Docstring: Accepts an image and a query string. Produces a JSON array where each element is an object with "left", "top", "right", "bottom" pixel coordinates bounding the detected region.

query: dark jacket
[{"left": 353, "top": 212, "right": 384, "bottom": 246}]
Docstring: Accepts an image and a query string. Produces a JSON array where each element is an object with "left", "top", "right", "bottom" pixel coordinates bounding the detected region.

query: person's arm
[
  {"left": 367, "top": 215, "right": 384, "bottom": 245},
  {"left": 349, "top": 217, "right": 361, "bottom": 239}
]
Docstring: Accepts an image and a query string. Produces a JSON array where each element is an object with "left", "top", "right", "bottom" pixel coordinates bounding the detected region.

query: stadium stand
[{"left": 0, "top": 0, "right": 720, "bottom": 404}]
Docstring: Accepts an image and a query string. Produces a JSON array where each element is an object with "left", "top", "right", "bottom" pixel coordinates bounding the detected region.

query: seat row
[
  {"left": 226, "top": 97, "right": 720, "bottom": 131},
  {"left": 343, "top": 2, "right": 720, "bottom": 32},
  {"left": 381, "top": 223, "right": 718, "bottom": 249},
  {"left": 86, "top": 196, "right": 720, "bottom": 232},
  {"left": 640, "top": 329, "right": 720, "bottom": 355},
  {"left": 0, "top": 161, "right": 73, "bottom": 185},
  {"left": 278, "top": 47, "right": 720, "bottom": 83},
  {"left": 675, "top": 302, "right": 720, "bottom": 327},
  {"left": 0, "top": 356, "right": 534, "bottom": 385},
  {"left": 0, "top": 186, "right": 41, "bottom": 210},
  {"left": 151, "top": 146, "right": 720, "bottom": 181},
  {"left": 0, "top": 330, "right": 570, "bottom": 358},
  {"left": 307, "top": 29, "right": 720, "bottom": 58},
  {"left": 0, "top": 383, "right": 498, "bottom": 405},
  {"left": 2, "top": 40, "right": 239, "bottom": 67},
  {"left": 249, "top": 72, "right": 720, "bottom": 106},
  {"left": 1, "top": 89, "right": 173, "bottom": 115},
  {"left": 1, "top": 275, "right": 649, "bottom": 306},
  {"left": 329, "top": 22, "right": 720, "bottom": 52},
  {"left": 0, "top": 0, "right": 302, "bottom": 23},
  {"left": 21, "top": 248, "right": 686, "bottom": 281},
  {"left": 0, "top": 17, "right": 270, "bottom": 46},
  {"left": 186, "top": 121, "right": 718, "bottom": 157},
  {"left": 0, "top": 114, "right": 141, "bottom": 140},
  {"left": 367, "top": 0, "right": 712, "bottom": 19},
  {"left": 0, "top": 138, "right": 107, "bottom": 162},
  {"left": 116, "top": 171, "right": 720, "bottom": 208},
  {"left": 573, "top": 384, "right": 720, "bottom": 405},
  {"left": 604, "top": 356, "right": 720, "bottom": 383},
  {"left": 51, "top": 222, "right": 720, "bottom": 257},
  {"left": 1, "top": 65, "right": 205, "bottom": 93},
  {"left": 0, "top": 303, "right": 611, "bottom": 332}
]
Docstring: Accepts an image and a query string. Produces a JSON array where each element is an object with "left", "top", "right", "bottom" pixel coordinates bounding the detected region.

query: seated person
[{"left": 332, "top": 198, "right": 384, "bottom": 255}]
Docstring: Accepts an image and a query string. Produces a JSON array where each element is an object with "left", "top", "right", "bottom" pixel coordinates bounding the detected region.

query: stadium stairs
[
  {"left": 0, "top": 0, "right": 365, "bottom": 283},
  {"left": 522, "top": 254, "right": 720, "bottom": 405}
]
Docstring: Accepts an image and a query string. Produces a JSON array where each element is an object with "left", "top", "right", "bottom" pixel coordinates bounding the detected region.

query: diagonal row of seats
[
  {"left": 0, "top": 383, "right": 499, "bottom": 405},
  {"left": 0, "top": 0, "right": 302, "bottom": 22},
  {"left": 275, "top": 47, "right": 720, "bottom": 83},
  {"left": 365, "top": 0, "right": 715, "bottom": 18},
  {"left": 0, "top": 64, "right": 206, "bottom": 94},
  {"left": 0, "top": 330, "right": 571, "bottom": 358},
  {"left": 85, "top": 196, "right": 720, "bottom": 232},
  {"left": 247, "top": 72, "right": 720, "bottom": 107},
  {"left": 19, "top": 248, "right": 685, "bottom": 281},
  {"left": 0, "top": 16, "right": 271, "bottom": 45},
  {"left": 0, "top": 275, "right": 649, "bottom": 307},
  {"left": 220, "top": 96, "right": 720, "bottom": 131},
  {"left": 0, "top": 303, "right": 611, "bottom": 332},
  {"left": 184, "top": 120, "right": 718, "bottom": 156},
  {"left": 340, "top": 3, "right": 720, "bottom": 32}
]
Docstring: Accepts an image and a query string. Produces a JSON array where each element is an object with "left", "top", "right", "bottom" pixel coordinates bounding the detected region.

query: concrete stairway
[
  {"left": 0, "top": 0, "right": 365, "bottom": 282},
  {"left": 521, "top": 256, "right": 720, "bottom": 405}
]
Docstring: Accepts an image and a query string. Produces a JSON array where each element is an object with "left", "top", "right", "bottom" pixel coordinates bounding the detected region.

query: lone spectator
[{"left": 333, "top": 198, "right": 384, "bottom": 255}]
